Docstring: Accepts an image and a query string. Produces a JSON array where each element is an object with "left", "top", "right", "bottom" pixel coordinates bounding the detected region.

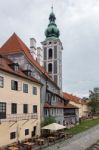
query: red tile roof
[
  {"left": 0, "top": 33, "right": 59, "bottom": 88},
  {"left": 64, "top": 103, "right": 79, "bottom": 109},
  {"left": 44, "top": 102, "right": 78, "bottom": 109},
  {"left": 63, "top": 92, "right": 84, "bottom": 105},
  {"left": 44, "top": 103, "right": 51, "bottom": 108},
  {"left": 44, "top": 102, "right": 64, "bottom": 108},
  {"left": 0, "top": 55, "right": 42, "bottom": 85},
  {"left": 0, "top": 33, "right": 47, "bottom": 73}
]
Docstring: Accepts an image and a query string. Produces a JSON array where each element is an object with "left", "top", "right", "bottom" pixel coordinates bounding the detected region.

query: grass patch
[{"left": 66, "top": 118, "right": 99, "bottom": 135}]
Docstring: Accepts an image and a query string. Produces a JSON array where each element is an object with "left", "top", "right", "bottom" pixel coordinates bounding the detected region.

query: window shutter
[{"left": 18, "top": 81, "right": 22, "bottom": 91}]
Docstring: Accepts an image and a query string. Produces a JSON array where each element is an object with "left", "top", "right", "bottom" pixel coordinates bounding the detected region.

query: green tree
[
  {"left": 88, "top": 90, "right": 99, "bottom": 114},
  {"left": 41, "top": 116, "right": 56, "bottom": 127}
]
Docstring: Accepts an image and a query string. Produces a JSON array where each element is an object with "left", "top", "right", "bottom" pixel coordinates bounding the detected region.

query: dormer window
[
  {"left": 23, "top": 70, "right": 32, "bottom": 76},
  {"left": 9, "top": 63, "right": 19, "bottom": 71}
]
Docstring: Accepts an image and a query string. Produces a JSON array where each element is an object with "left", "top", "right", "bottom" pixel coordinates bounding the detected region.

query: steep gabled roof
[
  {"left": 0, "top": 33, "right": 47, "bottom": 74},
  {"left": 63, "top": 92, "right": 82, "bottom": 104},
  {"left": 64, "top": 103, "right": 79, "bottom": 109},
  {"left": 0, "top": 33, "right": 59, "bottom": 89},
  {"left": 0, "top": 55, "right": 42, "bottom": 85}
]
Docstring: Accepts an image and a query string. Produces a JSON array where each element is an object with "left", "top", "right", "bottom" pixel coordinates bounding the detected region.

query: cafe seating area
[{"left": 1, "top": 130, "right": 73, "bottom": 150}]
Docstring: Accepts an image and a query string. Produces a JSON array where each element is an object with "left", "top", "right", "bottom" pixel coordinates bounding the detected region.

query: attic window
[
  {"left": 23, "top": 70, "right": 32, "bottom": 76},
  {"left": 9, "top": 63, "right": 19, "bottom": 71}
]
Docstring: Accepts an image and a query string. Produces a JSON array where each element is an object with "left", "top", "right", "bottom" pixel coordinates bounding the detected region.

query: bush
[{"left": 41, "top": 116, "right": 56, "bottom": 127}]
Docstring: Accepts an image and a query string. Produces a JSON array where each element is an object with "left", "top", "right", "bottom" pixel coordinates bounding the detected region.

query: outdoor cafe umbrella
[{"left": 41, "top": 123, "right": 66, "bottom": 131}]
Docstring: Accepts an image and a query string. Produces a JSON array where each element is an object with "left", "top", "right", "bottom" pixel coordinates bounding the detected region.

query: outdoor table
[
  {"left": 32, "top": 136, "right": 38, "bottom": 142},
  {"left": 48, "top": 136, "right": 55, "bottom": 142},
  {"left": 59, "top": 133, "right": 65, "bottom": 138},
  {"left": 8, "top": 146, "right": 19, "bottom": 150},
  {"left": 23, "top": 142, "right": 34, "bottom": 148},
  {"left": 36, "top": 138, "right": 44, "bottom": 145},
  {"left": 59, "top": 131, "right": 64, "bottom": 134}
]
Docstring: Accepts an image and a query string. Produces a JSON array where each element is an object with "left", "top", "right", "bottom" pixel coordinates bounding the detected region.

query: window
[
  {"left": 11, "top": 80, "right": 18, "bottom": 91},
  {"left": 33, "top": 105, "right": 37, "bottom": 113},
  {"left": 0, "top": 102, "right": 6, "bottom": 119},
  {"left": 23, "top": 84, "right": 28, "bottom": 93},
  {"left": 48, "top": 48, "right": 52, "bottom": 59},
  {"left": 14, "top": 65, "right": 19, "bottom": 71},
  {"left": 33, "top": 87, "right": 37, "bottom": 95},
  {"left": 44, "top": 109, "right": 47, "bottom": 116},
  {"left": 0, "top": 76, "right": 4, "bottom": 88},
  {"left": 11, "top": 103, "right": 17, "bottom": 114},
  {"left": 10, "top": 132, "right": 16, "bottom": 139},
  {"left": 49, "top": 42, "right": 52, "bottom": 44},
  {"left": 25, "top": 129, "right": 29, "bottom": 135},
  {"left": 48, "top": 63, "right": 52, "bottom": 73},
  {"left": 23, "top": 104, "right": 28, "bottom": 113}
]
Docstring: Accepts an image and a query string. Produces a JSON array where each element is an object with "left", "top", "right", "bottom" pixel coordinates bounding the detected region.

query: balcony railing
[
  {"left": 64, "top": 114, "right": 76, "bottom": 118},
  {"left": 0, "top": 113, "right": 38, "bottom": 123}
]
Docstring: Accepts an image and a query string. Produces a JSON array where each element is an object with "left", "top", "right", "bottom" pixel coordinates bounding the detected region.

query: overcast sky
[{"left": 0, "top": 0, "right": 99, "bottom": 97}]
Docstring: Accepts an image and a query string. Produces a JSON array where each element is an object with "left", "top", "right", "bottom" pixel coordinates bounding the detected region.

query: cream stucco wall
[
  {"left": 69, "top": 101, "right": 88, "bottom": 118},
  {"left": 0, "top": 70, "right": 41, "bottom": 147}
]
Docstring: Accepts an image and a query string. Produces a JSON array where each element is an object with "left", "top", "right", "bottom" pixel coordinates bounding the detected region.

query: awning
[{"left": 42, "top": 123, "right": 66, "bottom": 131}]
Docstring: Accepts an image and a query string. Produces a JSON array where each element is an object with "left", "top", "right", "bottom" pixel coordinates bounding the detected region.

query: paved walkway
[{"left": 44, "top": 124, "right": 99, "bottom": 150}]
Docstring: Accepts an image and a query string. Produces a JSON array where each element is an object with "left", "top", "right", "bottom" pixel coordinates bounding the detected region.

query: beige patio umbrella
[{"left": 42, "top": 123, "right": 66, "bottom": 131}]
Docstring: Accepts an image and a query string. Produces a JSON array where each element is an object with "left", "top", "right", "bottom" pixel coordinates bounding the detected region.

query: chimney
[
  {"left": 30, "top": 38, "right": 37, "bottom": 60},
  {"left": 37, "top": 47, "right": 43, "bottom": 66}
]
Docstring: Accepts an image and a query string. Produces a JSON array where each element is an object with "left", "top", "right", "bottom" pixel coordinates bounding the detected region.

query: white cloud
[{"left": 0, "top": 0, "right": 99, "bottom": 97}]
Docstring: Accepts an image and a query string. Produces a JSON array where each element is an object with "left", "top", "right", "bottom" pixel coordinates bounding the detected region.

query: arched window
[
  {"left": 48, "top": 63, "right": 52, "bottom": 73},
  {"left": 48, "top": 48, "right": 52, "bottom": 59}
]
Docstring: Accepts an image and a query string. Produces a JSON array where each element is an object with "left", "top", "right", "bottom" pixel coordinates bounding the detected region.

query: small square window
[
  {"left": 10, "top": 132, "right": 16, "bottom": 139},
  {"left": 25, "top": 129, "right": 29, "bottom": 135}
]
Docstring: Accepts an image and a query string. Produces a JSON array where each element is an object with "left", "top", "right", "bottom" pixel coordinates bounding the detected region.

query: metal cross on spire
[{"left": 51, "top": 4, "right": 53, "bottom": 12}]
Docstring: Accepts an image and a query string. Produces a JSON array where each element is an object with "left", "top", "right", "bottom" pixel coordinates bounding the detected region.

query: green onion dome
[{"left": 45, "top": 11, "right": 60, "bottom": 38}]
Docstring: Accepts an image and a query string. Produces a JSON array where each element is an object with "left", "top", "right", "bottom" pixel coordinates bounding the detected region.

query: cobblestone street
[
  {"left": 86, "top": 140, "right": 99, "bottom": 150},
  {"left": 44, "top": 124, "right": 99, "bottom": 150}
]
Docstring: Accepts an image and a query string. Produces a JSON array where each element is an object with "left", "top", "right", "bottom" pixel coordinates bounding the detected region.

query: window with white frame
[
  {"left": 33, "top": 105, "right": 37, "bottom": 113},
  {"left": 11, "top": 80, "right": 18, "bottom": 90},
  {"left": 23, "top": 84, "right": 28, "bottom": 93},
  {"left": 0, "top": 76, "right": 4, "bottom": 88},
  {"left": 33, "top": 87, "right": 37, "bottom": 95}
]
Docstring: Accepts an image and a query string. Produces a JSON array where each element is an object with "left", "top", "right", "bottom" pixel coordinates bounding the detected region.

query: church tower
[{"left": 41, "top": 7, "right": 63, "bottom": 89}]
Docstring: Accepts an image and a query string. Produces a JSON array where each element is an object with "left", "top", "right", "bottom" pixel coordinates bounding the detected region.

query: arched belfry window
[
  {"left": 48, "top": 48, "right": 52, "bottom": 59},
  {"left": 48, "top": 63, "right": 52, "bottom": 73}
]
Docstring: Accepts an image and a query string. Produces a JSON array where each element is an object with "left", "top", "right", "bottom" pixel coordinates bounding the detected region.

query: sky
[{"left": 0, "top": 0, "right": 99, "bottom": 97}]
